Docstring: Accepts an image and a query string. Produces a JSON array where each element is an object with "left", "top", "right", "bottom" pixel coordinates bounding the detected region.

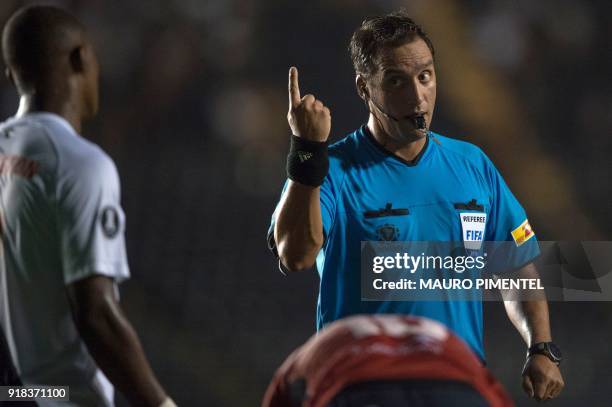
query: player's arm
[
  {"left": 67, "top": 276, "right": 170, "bottom": 407},
  {"left": 274, "top": 67, "right": 331, "bottom": 272},
  {"left": 58, "top": 153, "right": 173, "bottom": 406},
  {"left": 499, "top": 262, "right": 564, "bottom": 401}
]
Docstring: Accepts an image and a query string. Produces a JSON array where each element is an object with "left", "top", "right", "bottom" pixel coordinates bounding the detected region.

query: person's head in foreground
[{"left": 263, "top": 315, "right": 514, "bottom": 407}]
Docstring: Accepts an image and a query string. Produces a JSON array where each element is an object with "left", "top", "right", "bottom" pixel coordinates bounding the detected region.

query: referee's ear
[{"left": 355, "top": 75, "right": 368, "bottom": 101}]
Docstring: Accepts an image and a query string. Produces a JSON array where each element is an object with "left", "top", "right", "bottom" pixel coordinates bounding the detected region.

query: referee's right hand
[{"left": 287, "top": 67, "right": 331, "bottom": 142}]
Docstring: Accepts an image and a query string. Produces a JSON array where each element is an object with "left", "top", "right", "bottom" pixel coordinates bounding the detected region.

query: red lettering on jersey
[{"left": 0, "top": 155, "right": 39, "bottom": 179}]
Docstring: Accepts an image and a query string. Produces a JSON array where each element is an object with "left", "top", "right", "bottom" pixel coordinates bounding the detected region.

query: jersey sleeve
[
  {"left": 483, "top": 154, "right": 540, "bottom": 273},
  {"left": 319, "top": 169, "right": 338, "bottom": 238},
  {"left": 57, "top": 151, "right": 130, "bottom": 285}
]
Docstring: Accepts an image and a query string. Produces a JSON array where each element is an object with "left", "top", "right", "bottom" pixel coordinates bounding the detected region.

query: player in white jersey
[{"left": 0, "top": 6, "right": 174, "bottom": 406}]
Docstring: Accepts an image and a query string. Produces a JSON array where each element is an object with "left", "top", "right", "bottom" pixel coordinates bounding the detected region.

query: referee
[{"left": 268, "top": 10, "right": 564, "bottom": 402}]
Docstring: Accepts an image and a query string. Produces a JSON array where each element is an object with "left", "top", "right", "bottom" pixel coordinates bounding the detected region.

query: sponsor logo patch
[{"left": 511, "top": 219, "right": 535, "bottom": 246}]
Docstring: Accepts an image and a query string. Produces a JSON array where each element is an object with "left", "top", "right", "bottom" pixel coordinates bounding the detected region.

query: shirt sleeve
[
  {"left": 483, "top": 154, "right": 540, "bottom": 273},
  {"left": 57, "top": 151, "right": 130, "bottom": 285},
  {"left": 319, "top": 171, "right": 337, "bottom": 239}
]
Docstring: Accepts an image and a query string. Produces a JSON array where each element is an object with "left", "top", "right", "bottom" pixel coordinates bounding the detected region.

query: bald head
[
  {"left": 2, "top": 5, "right": 99, "bottom": 121},
  {"left": 3, "top": 5, "right": 86, "bottom": 86}
]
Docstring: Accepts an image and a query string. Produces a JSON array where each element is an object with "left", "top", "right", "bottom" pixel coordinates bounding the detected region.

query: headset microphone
[
  {"left": 363, "top": 87, "right": 427, "bottom": 130},
  {"left": 369, "top": 98, "right": 400, "bottom": 122}
]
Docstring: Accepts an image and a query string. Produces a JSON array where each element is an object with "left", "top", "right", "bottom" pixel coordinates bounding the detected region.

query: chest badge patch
[
  {"left": 460, "top": 212, "right": 487, "bottom": 250},
  {"left": 377, "top": 224, "right": 399, "bottom": 241}
]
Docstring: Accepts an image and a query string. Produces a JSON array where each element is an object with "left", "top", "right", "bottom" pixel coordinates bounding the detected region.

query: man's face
[{"left": 365, "top": 37, "right": 436, "bottom": 142}]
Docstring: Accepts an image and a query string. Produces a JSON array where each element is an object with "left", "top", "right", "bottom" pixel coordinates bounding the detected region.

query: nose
[{"left": 407, "top": 79, "right": 426, "bottom": 111}]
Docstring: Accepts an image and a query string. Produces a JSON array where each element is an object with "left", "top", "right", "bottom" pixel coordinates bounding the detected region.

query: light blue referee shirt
[{"left": 269, "top": 125, "right": 539, "bottom": 360}]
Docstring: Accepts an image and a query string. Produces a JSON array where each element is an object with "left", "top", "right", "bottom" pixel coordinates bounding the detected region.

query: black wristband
[{"left": 286, "top": 135, "right": 329, "bottom": 187}]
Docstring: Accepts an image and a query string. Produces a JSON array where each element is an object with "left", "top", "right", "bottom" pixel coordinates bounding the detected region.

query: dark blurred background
[{"left": 1, "top": 0, "right": 611, "bottom": 406}]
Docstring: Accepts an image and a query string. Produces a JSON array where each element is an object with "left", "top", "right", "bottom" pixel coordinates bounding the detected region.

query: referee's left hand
[{"left": 522, "top": 354, "right": 564, "bottom": 401}]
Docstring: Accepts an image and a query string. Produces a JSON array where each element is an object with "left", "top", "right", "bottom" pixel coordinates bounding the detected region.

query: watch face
[{"left": 548, "top": 343, "right": 562, "bottom": 360}]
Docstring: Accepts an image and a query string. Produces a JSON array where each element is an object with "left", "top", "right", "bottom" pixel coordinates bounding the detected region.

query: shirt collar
[
  {"left": 360, "top": 124, "right": 431, "bottom": 167},
  {"left": 17, "top": 112, "right": 79, "bottom": 137}
]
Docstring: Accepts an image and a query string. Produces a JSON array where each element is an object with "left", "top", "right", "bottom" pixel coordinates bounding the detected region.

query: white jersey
[{"left": 0, "top": 112, "right": 130, "bottom": 406}]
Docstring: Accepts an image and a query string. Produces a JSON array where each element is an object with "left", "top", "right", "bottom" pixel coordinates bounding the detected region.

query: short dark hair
[
  {"left": 2, "top": 5, "right": 84, "bottom": 85},
  {"left": 349, "top": 11, "right": 435, "bottom": 78}
]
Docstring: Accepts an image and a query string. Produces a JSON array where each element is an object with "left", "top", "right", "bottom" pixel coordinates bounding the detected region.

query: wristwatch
[{"left": 527, "top": 342, "right": 562, "bottom": 365}]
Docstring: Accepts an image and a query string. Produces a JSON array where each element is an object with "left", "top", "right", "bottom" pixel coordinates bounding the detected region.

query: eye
[
  {"left": 419, "top": 70, "right": 432, "bottom": 82},
  {"left": 387, "top": 76, "right": 404, "bottom": 87}
]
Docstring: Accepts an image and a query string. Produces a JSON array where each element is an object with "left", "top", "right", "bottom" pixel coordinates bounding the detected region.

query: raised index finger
[{"left": 288, "top": 66, "right": 301, "bottom": 107}]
